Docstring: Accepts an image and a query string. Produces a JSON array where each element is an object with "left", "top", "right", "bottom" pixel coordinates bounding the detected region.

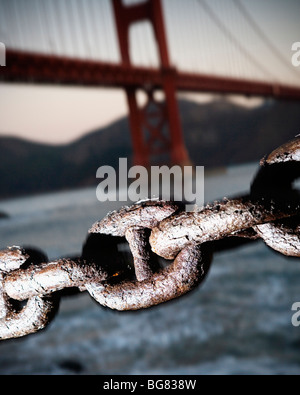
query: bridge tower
[{"left": 112, "top": 0, "right": 190, "bottom": 167}]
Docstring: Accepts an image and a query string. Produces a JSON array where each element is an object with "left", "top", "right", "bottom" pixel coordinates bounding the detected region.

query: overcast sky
[{"left": 0, "top": 0, "right": 299, "bottom": 144}]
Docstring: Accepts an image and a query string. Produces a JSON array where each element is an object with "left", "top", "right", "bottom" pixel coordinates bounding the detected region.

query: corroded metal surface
[
  {"left": 253, "top": 136, "right": 300, "bottom": 256},
  {"left": 4, "top": 259, "right": 109, "bottom": 301},
  {"left": 0, "top": 247, "right": 59, "bottom": 340},
  {"left": 254, "top": 217, "right": 300, "bottom": 257},
  {"left": 89, "top": 199, "right": 179, "bottom": 237},
  {"left": 1, "top": 137, "right": 300, "bottom": 340},
  {"left": 149, "top": 196, "right": 300, "bottom": 260},
  {"left": 86, "top": 244, "right": 211, "bottom": 311}
]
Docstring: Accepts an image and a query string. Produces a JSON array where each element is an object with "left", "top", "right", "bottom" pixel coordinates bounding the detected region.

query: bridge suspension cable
[
  {"left": 232, "top": 0, "right": 300, "bottom": 83},
  {"left": 1, "top": 0, "right": 298, "bottom": 87},
  {"left": 195, "top": 0, "right": 277, "bottom": 82},
  {"left": 1, "top": 0, "right": 300, "bottom": 96}
]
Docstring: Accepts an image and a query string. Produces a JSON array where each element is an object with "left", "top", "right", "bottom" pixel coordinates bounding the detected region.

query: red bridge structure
[{"left": 1, "top": 0, "right": 300, "bottom": 167}]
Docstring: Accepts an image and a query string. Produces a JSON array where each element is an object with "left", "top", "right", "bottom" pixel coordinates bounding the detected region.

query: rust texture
[
  {"left": 254, "top": 218, "right": 300, "bottom": 257},
  {"left": 149, "top": 197, "right": 300, "bottom": 260},
  {"left": 89, "top": 199, "right": 179, "bottom": 236},
  {"left": 85, "top": 244, "right": 211, "bottom": 311},
  {"left": 261, "top": 136, "right": 300, "bottom": 165},
  {"left": 125, "top": 228, "right": 153, "bottom": 282},
  {"left": 253, "top": 136, "right": 300, "bottom": 256},
  {"left": 4, "top": 259, "right": 109, "bottom": 301},
  {"left": 0, "top": 247, "right": 59, "bottom": 340},
  {"left": 1, "top": 137, "right": 300, "bottom": 340}
]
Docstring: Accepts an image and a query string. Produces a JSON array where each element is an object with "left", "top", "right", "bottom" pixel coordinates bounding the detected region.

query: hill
[{"left": 0, "top": 98, "right": 299, "bottom": 200}]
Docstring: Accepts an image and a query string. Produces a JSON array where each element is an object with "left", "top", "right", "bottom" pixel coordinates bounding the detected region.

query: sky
[{"left": 0, "top": 0, "right": 299, "bottom": 145}]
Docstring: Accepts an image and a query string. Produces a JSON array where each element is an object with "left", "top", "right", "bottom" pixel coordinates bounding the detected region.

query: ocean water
[{"left": 0, "top": 163, "right": 300, "bottom": 375}]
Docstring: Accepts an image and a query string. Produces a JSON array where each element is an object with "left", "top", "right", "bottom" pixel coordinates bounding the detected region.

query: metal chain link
[{"left": 1, "top": 137, "right": 300, "bottom": 340}]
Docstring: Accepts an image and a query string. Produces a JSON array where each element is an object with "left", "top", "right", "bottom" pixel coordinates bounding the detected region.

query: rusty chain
[{"left": 1, "top": 137, "right": 300, "bottom": 340}]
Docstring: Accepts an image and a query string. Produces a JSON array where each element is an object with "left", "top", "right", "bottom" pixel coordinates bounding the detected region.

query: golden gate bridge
[{"left": 1, "top": 0, "right": 300, "bottom": 167}]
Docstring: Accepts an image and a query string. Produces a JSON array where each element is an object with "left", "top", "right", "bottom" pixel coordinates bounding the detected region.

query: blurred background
[{"left": 0, "top": 0, "right": 300, "bottom": 375}]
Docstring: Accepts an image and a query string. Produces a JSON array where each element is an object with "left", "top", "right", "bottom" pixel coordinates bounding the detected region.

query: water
[{"left": 0, "top": 163, "right": 300, "bottom": 375}]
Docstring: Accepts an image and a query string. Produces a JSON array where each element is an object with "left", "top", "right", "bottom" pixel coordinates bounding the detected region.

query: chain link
[{"left": 1, "top": 137, "right": 300, "bottom": 340}]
